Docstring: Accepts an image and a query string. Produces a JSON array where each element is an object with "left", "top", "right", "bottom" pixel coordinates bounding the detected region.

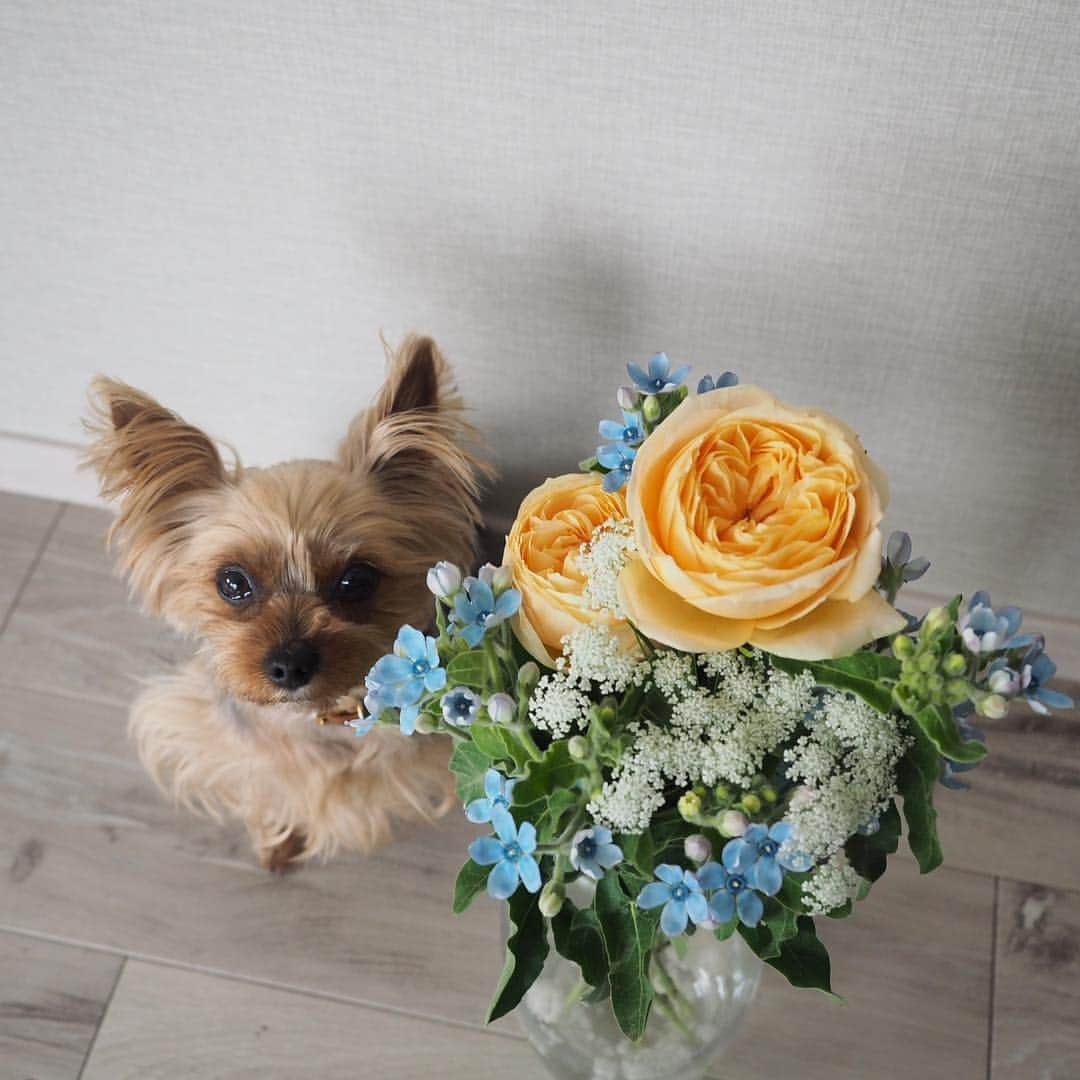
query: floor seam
[
  {"left": 0, "top": 500, "right": 66, "bottom": 639},
  {"left": 0, "top": 923, "right": 528, "bottom": 1045},
  {"left": 986, "top": 875, "right": 1000, "bottom": 1080},
  {"left": 76, "top": 953, "right": 127, "bottom": 1080}
]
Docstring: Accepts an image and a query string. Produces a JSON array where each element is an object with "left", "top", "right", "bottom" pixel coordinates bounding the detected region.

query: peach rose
[
  {"left": 505, "top": 473, "right": 631, "bottom": 665},
  {"left": 618, "top": 384, "right": 906, "bottom": 659}
]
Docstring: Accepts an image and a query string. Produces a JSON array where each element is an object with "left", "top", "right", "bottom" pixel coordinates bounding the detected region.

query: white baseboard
[{"left": 0, "top": 431, "right": 107, "bottom": 508}]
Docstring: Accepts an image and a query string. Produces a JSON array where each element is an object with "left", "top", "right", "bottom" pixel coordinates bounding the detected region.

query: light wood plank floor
[{"left": 1, "top": 492, "right": 1078, "bottom": 1079}]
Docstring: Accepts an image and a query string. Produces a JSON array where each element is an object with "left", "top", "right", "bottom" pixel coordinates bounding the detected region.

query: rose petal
[{"left": 750, "top": 589, "right": 907, "bottom": 660}]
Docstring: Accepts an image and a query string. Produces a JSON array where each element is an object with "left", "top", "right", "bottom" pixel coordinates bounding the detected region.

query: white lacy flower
[
  {"left": 589, "top": 651, "right": 816, "bottom": 832},
  {"left": 651, "top": 650, "right": 696, "bottom": 703},
  {"left": 783, "top": 693, "right": 909, "bottom": 861},
  {"left": 802, "top": 852, "right": 863, "bottom": 915},
  {"left": 528, "top": 673, "right": 591, "bottom": 739},
  {"left": 578, "top": 517, "right": 637, "bottom": 616},
  {"left": 557, "top": 625, "right": 648, "bottom": 694}
]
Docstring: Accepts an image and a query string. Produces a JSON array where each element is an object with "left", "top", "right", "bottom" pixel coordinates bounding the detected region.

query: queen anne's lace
[{"left": 577, "top": 518, "right": 637, "bottom": 616}]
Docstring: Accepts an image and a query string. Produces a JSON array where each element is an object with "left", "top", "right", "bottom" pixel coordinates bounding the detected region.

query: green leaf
[
  {"left": 914, "top": 703, "right": 988, "bottom": 765},
  {"left": 743, "top": 915, "right": 842, "bottom": 1000},
  {"left": 712, "top": 919, "right": 739, "bottom": 942},
  {"left": 446, "top": 651, "right": 489, "bottom": 689},
  {"left": 513, "top": 741, "right": 587, "bottom": 805},
  {"left": 897, "top": 724, "right": 944, "bottom": 873},
  {"left": 469, "top": 725, "right": 532, "bottom": 773},
  {"left": 449, "top": 740, "right": 494, "bottom": 803},
  {"left": 551, "top": 901, "right": 608, "bottom": 988},
  {"left": 594, "top": 872, "right": 660, "bottom": 1041},
  {"left": 845, "top": 800, "right": 901, "bottom": 883},
  {"left": 775, "top": 870, "right": 811, "bottom": 915},
  {"left": 452, "top": 859, "right": 490, "bottom": 914},
  {"left": 486, "top": 888, "right": 550, "bottom": 1024},
  {"left": 770, "top": 652, "right": 900, "bottom": 715},
  {"left": 737, "top": 900, "right": 799, "bottom": 960},
  {"left": 620, "top": 831, "right": 655, "bottom": 877},
  {"left": 513, "top": 788, "right": 581, "bottom": 844}
]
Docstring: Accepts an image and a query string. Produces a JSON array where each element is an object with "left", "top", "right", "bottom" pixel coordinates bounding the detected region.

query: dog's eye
[
  {"left": 334, "top": 561, "right": 380, "bottom": 602},
  {"left": 216, "top": 566, "right": 255, "bottom": 604}
]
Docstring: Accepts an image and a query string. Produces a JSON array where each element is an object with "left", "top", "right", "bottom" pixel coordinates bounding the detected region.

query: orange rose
[
  {"left": 505, "top": 473, "right": 631, "bottom": 665},
  {"left": 618, "top": 385, "right": 905, "bottom": 659}
]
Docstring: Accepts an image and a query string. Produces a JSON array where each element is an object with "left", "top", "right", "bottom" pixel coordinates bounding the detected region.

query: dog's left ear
[{"left": 340, "top": 335, "right": 486, "bottom": 492}]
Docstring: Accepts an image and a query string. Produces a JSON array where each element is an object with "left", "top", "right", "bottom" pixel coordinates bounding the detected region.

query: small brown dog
[{"left": 84, "top": 336, "right": 483, "bottom": 869}]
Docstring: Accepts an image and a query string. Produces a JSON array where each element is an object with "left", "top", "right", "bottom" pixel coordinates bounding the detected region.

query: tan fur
[{"left": 83, "top": 336, "right": 485, "bottom": 868}]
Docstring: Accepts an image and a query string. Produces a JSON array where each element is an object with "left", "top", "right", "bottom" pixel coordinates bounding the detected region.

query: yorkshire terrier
[{"left": 84, "top": 336, "right": 484, "bottom": 870}]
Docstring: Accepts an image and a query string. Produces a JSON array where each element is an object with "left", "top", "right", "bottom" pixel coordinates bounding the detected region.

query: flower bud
[
  {"left": 713, "top": 784, "right": 731, "bottom": 802},
  {"left": 426, "top": 561, "right": 462, "bottom": 599},
  {"left": 683, "top": 834, "right": 712, "bottom": 864},
  {"left": 917, "top": 652, "right": 939, "bottom": 674},
  {"left": 892, "top": 635, "right": 915, "bottom": 660},
  {"left": 616, "top": 385, "right": 638, "bottom": 411},
  {"left": 924, "top": 606, "right": 951, "bottom": 635},
  {"left": 486, "top": 692, "right": 515, "bottom": 726},
  {"left": 517, "top": 662, "right": 540, "bottom": 690},
  {"left": 926, "top": 674, "right": 945, "bottom": 695},
  {"left": 942, "top": 653, "right": 967, "bottom": 677},
  {"left": 477, "top": 563, "right": 515, "bottom": 595},
  {"left": 568, "top": 735, "right": 591, "bottom": 760},
  {"left": 945, "top": 678, "right": 970, "bottom": 705},
  {"left": 719, "top": 810, "right": 749, "bottom": 837},
  {"left": 538, "top": 881, "right": 565, "bottom": 918},
  {"left": 978, "top": 693, "right": 1009, "bottom": 719},
  {"left": 760, "top": 784, "right": 777, "bottom": 804},
  {"left": 740, "top": 793, "right": 762, "bottom": 814},
  {"left": 642, "top": 394, "right": 662, "bottom": 422},
  {"left": 677, "top": 790, "right": 703, "bottom": 821},
  {"left": 988, "top": 667, "right": 1019, "bottom": 696},
  {"left": 414, "top": 714, "right": 438, "bottom": 735}
]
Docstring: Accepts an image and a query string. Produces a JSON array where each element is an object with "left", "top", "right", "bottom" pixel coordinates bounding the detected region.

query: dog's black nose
[{"left": 264, "top": 639, "right": 321, "bottom": 690}]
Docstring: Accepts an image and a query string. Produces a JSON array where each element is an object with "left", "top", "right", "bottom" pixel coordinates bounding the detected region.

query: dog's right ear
[{"left": 83, "top": 377, "right": 228, "bottom": 608}]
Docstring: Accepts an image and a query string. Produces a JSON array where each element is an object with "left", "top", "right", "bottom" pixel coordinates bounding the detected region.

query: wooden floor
[{"left": 1, "top": 490, "right": 1078, "bottom": 1080}]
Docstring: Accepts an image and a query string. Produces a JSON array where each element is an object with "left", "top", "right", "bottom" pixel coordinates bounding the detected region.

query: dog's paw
[{"left": 257, "top": 830, "right": 307, "bottom": 873}]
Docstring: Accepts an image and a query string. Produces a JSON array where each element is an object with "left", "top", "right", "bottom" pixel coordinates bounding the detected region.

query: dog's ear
[
  {"left": 83, "top": 377, "right": 228, "bottom": 609},
  {"left": 338, "top": 335, "right": 488, "bottom": 566}
]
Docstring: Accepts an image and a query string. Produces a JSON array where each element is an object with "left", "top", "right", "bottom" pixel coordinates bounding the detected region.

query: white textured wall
[{"left": 2, "top": 1, "right": 1079, "bottom": 615}]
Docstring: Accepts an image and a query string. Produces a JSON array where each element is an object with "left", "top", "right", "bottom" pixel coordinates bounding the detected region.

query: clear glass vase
[{"left": 515, "top": 911, "right": 762, "bottom": 1080}]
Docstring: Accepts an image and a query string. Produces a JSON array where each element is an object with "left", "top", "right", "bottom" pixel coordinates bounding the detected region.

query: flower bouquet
[{"left": 351, "top": 355, "right": 1073, "bottom": 1065}]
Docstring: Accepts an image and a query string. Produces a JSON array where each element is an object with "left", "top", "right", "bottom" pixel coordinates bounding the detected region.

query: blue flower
[
  {"left": 598, "top": 409, "right": 645, "bottom": 448},
  {"left": 627, "top": 352, "right": 690, "bottom": 395},
  {"left": 363, "top": 625, "right": 446, "bottom": 735},
  {"left": 697, "top": 371, "right": 738, "bottom": 394},
  {"left": 958, "top": 592, "right": 1032, "bottom": 654},
  {"left": 696, "top": 859, "right": 764, "bottom": 928},
  {"left": 468, "top": 815, "right": 541, "bottom": 900},
  {"left": 883, "top": 530, "right": 930, "bottom": 583},
  {"left": 1018, "top": 641, "right": 1074, "bottom": 714},
  {"left": 722, "top": 822, "right": 812, "bottom": 896},
  {"left": 596, "top": 441, "right": 636, "bottom": 492},
  {"left": 346, "top": 713, "right": 377, "bottom": 737},
  {"left": 451, "top": 577, "right": 522, "bottom": 647},
  {"left": 637, "top": 864, "right": 709, "bottom": 936},
  {"left": 442, "top": 686, "right": 481, "bottom": 728},
  {"left": 466, "top": 768, "right": 517, "bottom": 829},
  {"left": 569, "top": 827, "right": 623, "bottom": 881}
]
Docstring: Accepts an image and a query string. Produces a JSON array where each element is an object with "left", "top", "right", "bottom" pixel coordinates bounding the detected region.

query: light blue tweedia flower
[
  {"left": 637, "top": 864, "right": 709, "bottom": 936},
  {"left": 598, "top": 409, "right": 645, "bottom": 448},
  {"left": 465, "top": 768, "right": 517, "bottom": 829},
  {"left": 569, "top": 826, "right": 623, "bottom": 881},
  {"left": 722, "top": 822, "right": 812, "bottom": 896},
  {"left": 596, "top": 441, "right": 636, "bottom": 492},
  {"left": 451, "top": 577, "right": 522, "bottom": 647},
  {"left": 468, "top": 815, "right": 541, "bottom": 900},
  {"left": 346, "top": 713, "right": 376, "bottom": 738},
  {"left": 1017, "top": 641, "right": 1074, "bottom": 714},
  {"left": 442, "top": 686, "right": 481, "bottom": 728},
  {"left": 627, "top": 352, "right": 691, "bottom": 395},
  {"left": 697, "top": 371, "right": 739, "bottom": 394},
  {"left": 958, "top": 592, "right": 1033, "bottom": 654},
  {"left": 696, "top": 860, "right": 765, "bottom": 928},
  {"left": 884, "top": 530, "right": 930, "bottom": 583},
  {"left": 363, "top": 624, "right": 446, "bottom": 735}
]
